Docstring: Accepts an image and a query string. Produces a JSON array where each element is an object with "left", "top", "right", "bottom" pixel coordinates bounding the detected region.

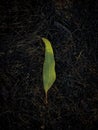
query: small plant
[{"left": 42, "top": 37, "right": 56, "bottom": 104}]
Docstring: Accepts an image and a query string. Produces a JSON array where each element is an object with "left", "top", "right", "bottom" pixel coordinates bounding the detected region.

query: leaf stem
[{"left": 45, "top": 92, "right": 48, "bottom": 105}]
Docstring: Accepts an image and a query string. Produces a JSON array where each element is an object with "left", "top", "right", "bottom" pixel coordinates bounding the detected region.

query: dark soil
[{"left": 0, "top": 0, "right": 97, "bottom": 130}]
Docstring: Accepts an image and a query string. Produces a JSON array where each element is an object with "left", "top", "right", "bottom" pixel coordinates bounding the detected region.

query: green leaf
[{"left": 42, "top": 37, "right": 56, "bottom": 103}]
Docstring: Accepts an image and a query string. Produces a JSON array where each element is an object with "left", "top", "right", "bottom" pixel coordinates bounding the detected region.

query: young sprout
[{"left": 42, "top": 37, "right": 56, "bottom": 104}]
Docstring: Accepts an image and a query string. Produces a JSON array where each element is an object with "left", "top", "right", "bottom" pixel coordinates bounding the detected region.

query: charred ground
[{"left": 0, "top": 0, "right": 97, "bottom": 130}]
